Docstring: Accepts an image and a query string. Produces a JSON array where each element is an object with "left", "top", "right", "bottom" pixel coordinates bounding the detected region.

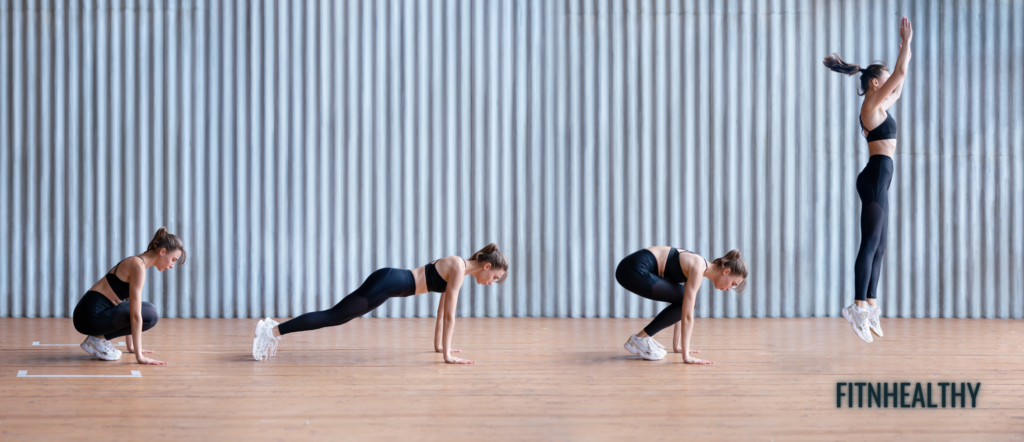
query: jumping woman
[
  {"left": 615, "top": 247, "right": 747, "bottom": 364},
  {"left": 72, "top": 227, "right": 186, "bottom": 365},
  {"left": 252, "top": 244, "right": 508, "bottom": 364},
  {"left": 824, "top": 16, "right": 913, "bottom": 343}
]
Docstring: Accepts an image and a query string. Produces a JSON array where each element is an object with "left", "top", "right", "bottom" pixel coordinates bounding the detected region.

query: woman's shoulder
[
  {"left": 679, "top": 250, "right": 708, "bottom": 270},
  {"left": 115, "top": 255, "right": 147, "bottom": 281},
  {"left": 436, "top": 255, "right": 466, "bottom": 267}
]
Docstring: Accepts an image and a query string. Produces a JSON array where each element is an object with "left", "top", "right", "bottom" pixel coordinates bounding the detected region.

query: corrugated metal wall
[{"left": 2, "top": 0, "right": 1022, "bottom": 319}]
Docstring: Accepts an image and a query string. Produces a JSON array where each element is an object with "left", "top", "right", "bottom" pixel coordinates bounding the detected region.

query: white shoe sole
[
  {"left": 842, "top": 307, "right": 872, "bottom": 342},
  {"left": 851, "top": 322, "right": 873, "bottom": 342},
  {"left": 252, "top": 320, "right": 267, "bottom": 361},
  {"left": 869, "top": 324, "right": 884, "bottom": 337},
  {"left": 624, "top": 341, "right": 665, "bottom": 360},
  {"left": 868, "top": 308, "right": 883, "bottom": 337},
  {"left": 81, "top": 340, "right": 120, "bottom": 361},
  {"left": 103, "top": 341, "right": 122, "bottom": 359}
]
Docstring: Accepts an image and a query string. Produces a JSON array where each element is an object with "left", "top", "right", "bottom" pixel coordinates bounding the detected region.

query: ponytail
[
  {"left": 147, "top": 227, "right": 187, "bottom": 264},
  {"left": 469, "top": 243, "right": 508, "bottom": 283},
  {"left": 824, "top": 52, "right": 889, "bottom": 97},
  {"left": 712, "top": 249, "right": 747, "bottom": 293},
  {"left": 823, "top": 52, "right": 861, "bottom": 75}
]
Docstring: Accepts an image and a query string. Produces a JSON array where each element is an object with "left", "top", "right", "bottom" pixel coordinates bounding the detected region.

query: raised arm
[
  {"left": 127, "top": 260, "right": 164, "bottom": 365},
  {"left": 883, "top": 75, "right": 907, "bottom": 110},
  {"left": 869, "top": 17, "right": 913, "bottom": 111}
]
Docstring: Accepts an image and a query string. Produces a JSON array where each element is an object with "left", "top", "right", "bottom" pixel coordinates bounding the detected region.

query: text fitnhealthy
[{"left": 836, "top": 382, "right": 980, "bottom": 408}]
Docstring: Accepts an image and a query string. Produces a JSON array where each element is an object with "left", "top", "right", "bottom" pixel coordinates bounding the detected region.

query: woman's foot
[
  {"left": 841, "top": 304, "right": 873, "bottom": 343},
  {"left": 103, "top": 339, "right": 123, "bottom": 359},
  {"left": 252, "top": 318, "right": 280, "bottom": 361},
  {"left": 648, "top": 336, "right": 667, "bottom": 352},
  {"left": 623, "top": 334, "right": 667, "bottom": 360},
  {"left": 866, "top": 305, "right": 884, "bottom": 337},
  {"left": 80, "top": 336, "right": 121, "bottom": 361}
]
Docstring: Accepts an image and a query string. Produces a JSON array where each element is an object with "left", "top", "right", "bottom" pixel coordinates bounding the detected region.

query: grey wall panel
[{"left": 1, "top": 0, "right": 1022, "bottom": 319}]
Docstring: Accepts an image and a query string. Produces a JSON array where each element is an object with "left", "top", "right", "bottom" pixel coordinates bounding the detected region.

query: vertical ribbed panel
[{"left": 2, "top": 0, "right": 1022, "bottom": 319}]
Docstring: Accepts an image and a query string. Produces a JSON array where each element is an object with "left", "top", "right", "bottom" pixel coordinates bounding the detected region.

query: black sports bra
[
  {"left": 106, "top": 256, "right": 144, "bottom": 300},
  {"left": 861, "top": 111, "right": 897, "bottom": 142},
  {"left": 424, "top": 258, "right": 467, "bottom": 293},
  {"left": 663, "top": 248, "right": 708, "bottom": 285}
]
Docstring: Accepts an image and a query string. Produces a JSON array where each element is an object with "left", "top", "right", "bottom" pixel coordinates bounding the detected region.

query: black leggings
[
  {"left": 72, "top": 291, "right": 159, "bottom": 340},
  {"left": 854, "top": 155, "right": 894, "bottom": 302},
  {"left": 615, "top": 250, "right": 689, "bottom": 337},
  {"left": 277, "top": 268, "right": 416, "bottom": 336}
]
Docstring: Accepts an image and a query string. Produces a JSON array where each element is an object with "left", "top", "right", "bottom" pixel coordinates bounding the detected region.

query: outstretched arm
[
  {"left": 679, "top": 263, "right": 712, "bottom": 365},
  {"left": 870, "top": 17, "right": 913, "bottom": 111},
  {"left": 434, "top": 291, "right": 445, "bottom": 351},
  {"left": 433, "top": 291, "right": 460, "bottom": 353},
  {"left": 883, "top": 75, "right": 907, "bottom": 110},
  {"left": 440, "top": 269, "right": 472, "bottom": 364},
  {"left": 672, "top": 321, "right": 701, "bottom": 354}
]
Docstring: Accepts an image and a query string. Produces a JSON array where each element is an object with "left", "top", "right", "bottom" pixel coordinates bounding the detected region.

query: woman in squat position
[
  {"left": 252, "top": 244, "right": 508, "bottom": 364},
  {"left": 616, "top": 247, "right": 747, "bottom": 364},
  {"left": 73, "top": 227, "right": 186, "bottom": 365}
]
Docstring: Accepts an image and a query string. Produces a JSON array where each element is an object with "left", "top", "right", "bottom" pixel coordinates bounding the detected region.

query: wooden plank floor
[{"left": 0, "top": 318, "right": 1021, "bottom": 441}]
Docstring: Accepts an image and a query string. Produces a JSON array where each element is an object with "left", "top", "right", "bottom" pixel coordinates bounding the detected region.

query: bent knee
[{"left": 141, "top": 303, "right": 160, "bottom": 330}]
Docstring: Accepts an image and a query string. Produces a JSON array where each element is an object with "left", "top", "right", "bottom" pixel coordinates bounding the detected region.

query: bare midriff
[
  {"left": 867, "top": 138, "right": 896, "bottom": 157},
  {"left": 410, "top": 266, "right": 428, "bottom": 295}
]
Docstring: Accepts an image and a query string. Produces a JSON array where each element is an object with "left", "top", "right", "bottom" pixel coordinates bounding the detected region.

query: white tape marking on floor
[
  {"left": 31, "top": 342, "right": 125, "bottom": 346},
  {"left": 17, "top": 370, "right": 141, "bottom": 378}
]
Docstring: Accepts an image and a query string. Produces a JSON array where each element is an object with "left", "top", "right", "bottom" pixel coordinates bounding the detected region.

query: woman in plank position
[{"left": 252, "top": 244, "right": 508, "bottom": 364}]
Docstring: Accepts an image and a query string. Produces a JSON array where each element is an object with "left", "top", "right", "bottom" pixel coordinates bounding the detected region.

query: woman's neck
[
  {"left": 464, "top": 259, "right": 484, "bottom": 278},
  {"left": 703, "top": 262, "right": 720, "bottom": 280},
  {"left": 137, "top": 251, "right": 159, "bottom": 269}
]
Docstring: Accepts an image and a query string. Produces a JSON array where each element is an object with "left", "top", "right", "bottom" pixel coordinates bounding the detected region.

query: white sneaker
[
  {"left": 80, "top": 336, "right": 121, "bottom": 361},
  {"left": 648, "top": 336, "right": 672, "bottom": 357},
  {"left": 646, "top": 336, "right": 668, "bottom": 359},
  {"left": 100, "top": 338, "right": 123, "bottom": 359},
  {"left": 867, "top": 305, "right": 884, "bottom": 337},
  {"left": 252, "top": 318, "right": 280, "bottom": 361},
  {"left": 623, "top": 334, "right": 666, "bottom": 360},
  {"left": 841, "top": 304, "right": 873, "bottom": 343}
]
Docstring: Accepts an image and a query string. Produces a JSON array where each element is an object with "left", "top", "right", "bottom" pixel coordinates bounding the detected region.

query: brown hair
[
  {"left": 147, "top": 227, "right": 187, "bottom": 264},
  {"left": 469, "top": 243, "right": 508, "bottom": 283},
  {"left": 712, "top": 249, "right": 747, "bottom": 293},
  {"left": 823, "top": 53, "right": 888, "bottom": 96}
]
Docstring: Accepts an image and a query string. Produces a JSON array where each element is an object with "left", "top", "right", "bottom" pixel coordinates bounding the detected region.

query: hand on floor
[
  {"left": 683, "top": 356, "right": 713, "bottom": 365},
  {"left": 137, "top": 356, "right": 167, "bottom": 365},
  {"left": 444, "top": 356, "right": 475, "bottom": 365}
]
